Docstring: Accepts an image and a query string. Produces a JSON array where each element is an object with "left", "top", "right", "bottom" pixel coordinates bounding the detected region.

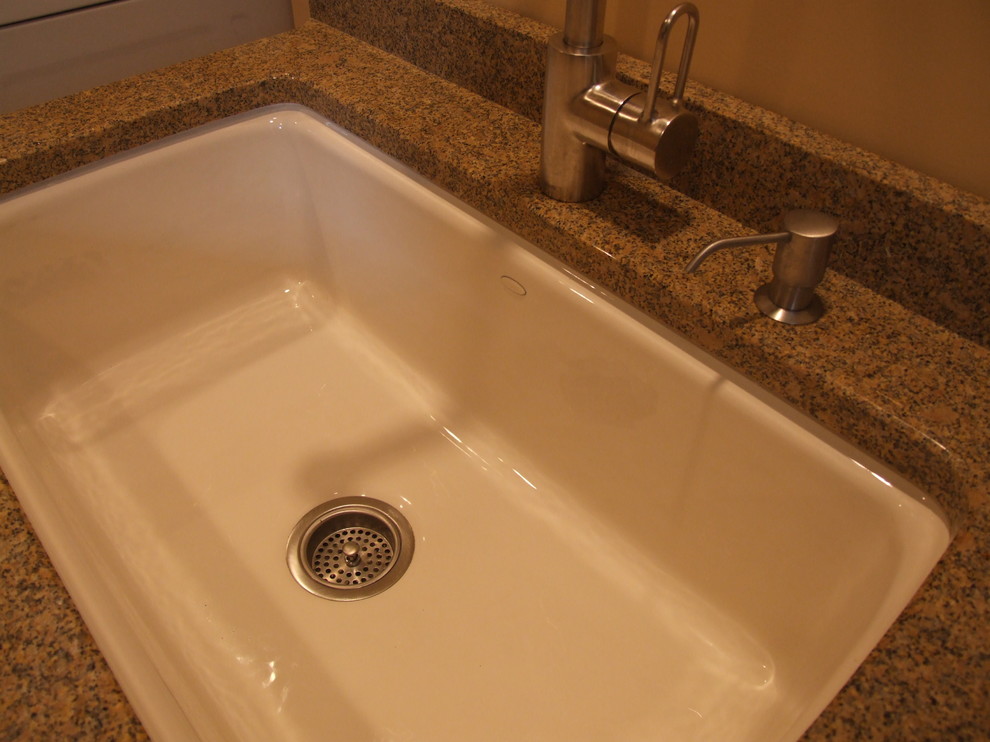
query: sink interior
[{"left": 0, "top": 104, "right": 950, "bottom": 742}]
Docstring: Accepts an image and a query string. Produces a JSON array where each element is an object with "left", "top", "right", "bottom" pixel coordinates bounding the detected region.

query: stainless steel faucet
[
  {"left": 540, "top": 1, "right": 700, "bottom": 202},
  {"left": 685, "top": 210, "right": 839, "bottom": 325}
]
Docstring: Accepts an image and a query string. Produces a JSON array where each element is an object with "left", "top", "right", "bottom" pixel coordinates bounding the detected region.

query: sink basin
[{"left": 0, "top": 104, "right": 950, "bottom": 741}]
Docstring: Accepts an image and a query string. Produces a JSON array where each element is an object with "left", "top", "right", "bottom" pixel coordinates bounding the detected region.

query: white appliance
[{"left": 0, "top": 0, "right": 293, "bottom": 113}]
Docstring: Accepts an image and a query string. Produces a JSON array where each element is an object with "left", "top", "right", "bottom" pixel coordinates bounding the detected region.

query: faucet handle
[
  {"left": 686, "top": 210, "right": 839, "bottom": 325},
  {"left": 608, "top": 3, "right": 701, "bottom": 179},
  {"left": 644, "top": 3, "right": 700, "bottom": 114}
]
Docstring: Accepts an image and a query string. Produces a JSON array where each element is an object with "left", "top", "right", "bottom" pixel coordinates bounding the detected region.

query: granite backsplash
[{"left": 313, "top": 0, "right": 990, "bottom": 349}]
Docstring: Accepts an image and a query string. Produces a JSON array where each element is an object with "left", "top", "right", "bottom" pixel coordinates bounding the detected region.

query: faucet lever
[
  {"left": 643, "top": 3, "right": 699, "bottom": 117},
  {"left": 686, "top": 210, "right": 839, "bottom": 325},
  {"left": 540, "top": 1, "right": 702, "bottom": 201},
  {"left": 608, "top": 3, "right": 701, "bottom": 179}
]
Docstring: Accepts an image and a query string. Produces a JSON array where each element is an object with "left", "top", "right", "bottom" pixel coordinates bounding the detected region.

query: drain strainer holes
[
  {"left": 311, "top": 527, "right": 394, "bottom": 585},
  {"left": 287, "top": 497, "right": 414, "bottom": 601}
]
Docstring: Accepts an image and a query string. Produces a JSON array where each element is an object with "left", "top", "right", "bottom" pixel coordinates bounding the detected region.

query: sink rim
[{"left": 0, "top": 103, "right": 953, "bottom": 742}]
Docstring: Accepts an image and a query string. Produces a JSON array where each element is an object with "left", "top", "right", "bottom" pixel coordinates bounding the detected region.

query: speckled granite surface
[
  {"left": 315, "top": 0, "right": 990, "bottom": 351},
  {"left": 0, "top": 1, "right": 987, "bottom": 739},
  {"left": 0, "top": 471, "right": 150, "bottom": 741}
]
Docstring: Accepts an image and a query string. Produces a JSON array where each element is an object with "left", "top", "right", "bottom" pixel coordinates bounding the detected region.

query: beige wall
[
  {"left": 488, "top": 0, "right": 990, "bottom": 200},
  {"left": 292, "top": 0, "right": 311, "bottom": 25}
]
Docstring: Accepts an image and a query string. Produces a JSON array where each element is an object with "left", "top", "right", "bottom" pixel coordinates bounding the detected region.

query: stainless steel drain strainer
[{"left": 287, "top": 496, "right": 414, "bottom": 601}]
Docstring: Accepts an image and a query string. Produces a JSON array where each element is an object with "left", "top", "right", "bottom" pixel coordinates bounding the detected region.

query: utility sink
[{"left": 0, "top": 105, "right": 950, "bottom": 741}]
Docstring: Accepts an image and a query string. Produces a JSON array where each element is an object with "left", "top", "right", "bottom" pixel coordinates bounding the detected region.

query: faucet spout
[{"left": 540, "top": 2, "right": 701, "bottom": 202}]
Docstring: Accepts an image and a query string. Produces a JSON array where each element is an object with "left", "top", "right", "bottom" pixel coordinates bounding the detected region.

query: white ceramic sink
[{"left": 0, "top": 104, "right": 950, "bottom": 742}]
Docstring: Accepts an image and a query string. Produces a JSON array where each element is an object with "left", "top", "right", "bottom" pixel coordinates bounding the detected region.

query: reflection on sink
[{"left": 0, "top": 104, "right": 950, "bottom": 742}]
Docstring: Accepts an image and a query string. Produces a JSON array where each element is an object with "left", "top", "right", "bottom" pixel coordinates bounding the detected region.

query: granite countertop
[{"left": 1, "top": 0, "right": 988, "bottom": 738}]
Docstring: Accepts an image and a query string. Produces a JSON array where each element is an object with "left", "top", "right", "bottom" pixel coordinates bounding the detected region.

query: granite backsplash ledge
[
  {"left": 0, "top": 5, "right": 988, "bottom": 741},
  {"left": 313, "top": 0, "right": 990, "bottom": 349}
]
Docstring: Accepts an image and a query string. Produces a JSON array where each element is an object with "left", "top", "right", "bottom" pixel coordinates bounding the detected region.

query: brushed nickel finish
[
  {"left": 540, "top": 2, "right": 701, "bottom": 202},
  {"left": 686, "top": 209, "right": 839, "bottom": 325}
]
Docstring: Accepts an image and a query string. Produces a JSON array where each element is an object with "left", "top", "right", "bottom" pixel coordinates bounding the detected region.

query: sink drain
[{"left": 286, "top": 496, "right": 414, "bottom": 601}]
